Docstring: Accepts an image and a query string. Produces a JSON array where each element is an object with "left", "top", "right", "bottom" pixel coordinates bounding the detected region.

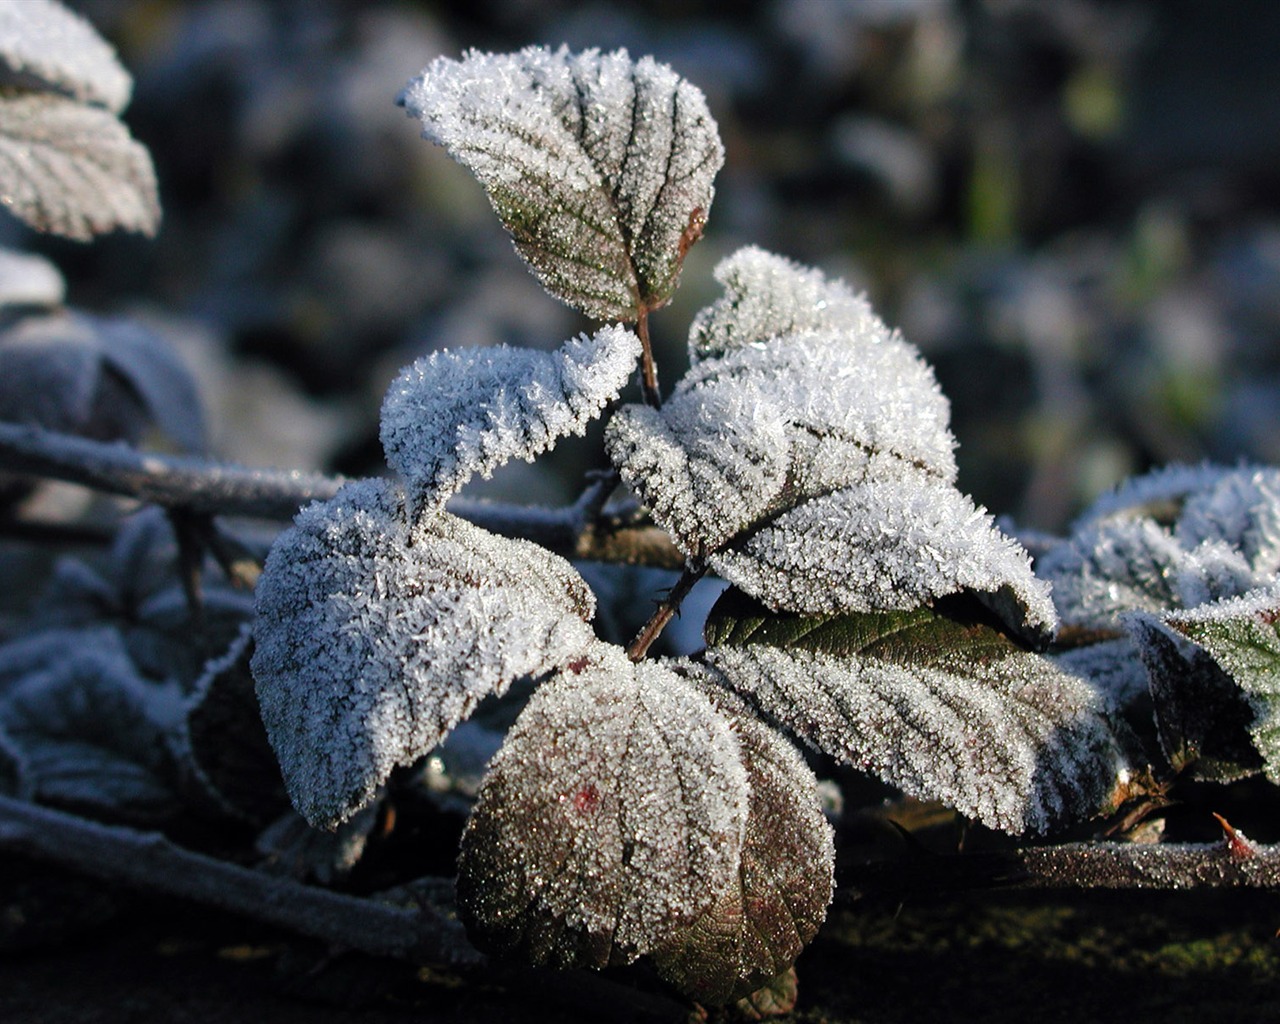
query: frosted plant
[
  {"left": 0, "top": 0, "right": 158, "bottom": 240},
  {"left": 381, "top": 325, "right": 640, "bottom": 512},
  {"left": 606, "top": 247, "right": 1057, "bottom": 641}
]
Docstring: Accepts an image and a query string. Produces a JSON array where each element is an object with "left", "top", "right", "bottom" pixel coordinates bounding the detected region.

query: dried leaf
[
  {"left": 0, "top": 0, "right": 131, "bottom": 113},
  {"left": 705, "top": 591, "right": 1133, "bottom": 835},
  {"left": 457, "top": 641, "right": 749, "bottom": 970},
  {"left": 650, "top": 666, "right": 834, "bottom": 1005},
  {"left": 0, "top": 91, "right": 159, "bottom": 240},
  {"left": 606, "top": 248, "right": 1054, "bottom": 640},
  {"left": 380, "top": 326, "right": 640, "bottom": 512},
  {"left": 251, "top": 478, "right": 597, "bottom": 829},
  {"left": 400, "top": 46, "right": 722, "bottom": 320}
]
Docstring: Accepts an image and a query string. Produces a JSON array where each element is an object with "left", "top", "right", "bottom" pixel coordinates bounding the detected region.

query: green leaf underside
[
  {"left": 401, "top": 46, "right": 723, "bottom": 321},
  {"left": 1164, "top": 593, "right": 1280, "bottom": 784},
  {"left": 705, "top": 590, "right": 1132, "bottom": 835}
]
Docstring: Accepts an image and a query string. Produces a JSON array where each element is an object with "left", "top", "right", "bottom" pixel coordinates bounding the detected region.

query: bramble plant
[{"left": 4, "top": 4, "right": 1280, "bottom": 1018}]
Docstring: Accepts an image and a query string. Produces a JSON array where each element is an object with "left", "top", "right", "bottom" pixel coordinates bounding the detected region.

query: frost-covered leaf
[
  {"left": 400, "top": 46, "right": 722, "bottom": 320},
  {"left": 456, "top": 641, "right": 749, "bottom": 971},
  {"left": 1131, "top": 585, "right": 1280, "bottom": 783},
  {"left": 179, "top": 627, "right": 287, "bottom": 824},
  {"left": 0, "top": 246, "right": 63, "bottom": 307},
  {"left": 705, "top": 590, "right": 1133, "bottom": 835},
  {"left": 649, "top": 666, "right": 834, "bottom": 1004},
  {"left": 380, "top": 326, "right": 640, "bottom": 511},
  {"left": 1040, "top": 464, "right": 1280, "bottom": 631},
  {"left": 606, "top": 248, "right": 1054, "bottom": 639},
  {"left": 0, "top": 646, "right": 184, "bottom": 819},
  {"left": 0, "top": 0, "right": 131, "bottom": 113},
  {"left": 251, "top": 478, "right": 597, "bottom": 830},
  {"left": 0, "top": 310, "right": 203, "bottom": 451},
  {"left": 256, "top": 803, "right": 382, "bottom": 885},
  {"left": 0, "top": 91, "right": 159, "bottom": 240}
]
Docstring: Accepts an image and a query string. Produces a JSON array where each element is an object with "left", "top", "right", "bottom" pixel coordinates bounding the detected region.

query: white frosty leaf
[
  {"left": 457, "top": 641, "right": 749, "bottom": 970},
  {"left": 380, "top": 326, "right": 640, "bottom": 511},
  {"left": 0, "top": 245, "right": 63, "bottom": 307},
  {"left": 1040, "top": 464, "right": 1280, "bottom": 631},
  {"left": 0, "top": 646, "right": 184, "bottom": 819},
  {"left": 705, "top": 595, "right": 1132, "bottom": 835},
  {"left": 251, "top": 478, "right": 597, "bottom": 830},
  {"left": 0, "top": 91, "right": 159, "bottom": 240},
  {"left": 400, "top": 46, "right": 722, "bottom": 320},
  {"left": 0, "top": 0, "right": 131, "bottom": 113},
  {"left": 606, "top": 248, "right": 1053, "bottom": 638},
  {"left": 650, "top": 665, "right": 834, "bottom": 1004}
]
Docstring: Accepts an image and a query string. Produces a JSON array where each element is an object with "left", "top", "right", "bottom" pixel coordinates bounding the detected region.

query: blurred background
[{"left": 15, "top": 0, "right": 1280, "bottom": 535}]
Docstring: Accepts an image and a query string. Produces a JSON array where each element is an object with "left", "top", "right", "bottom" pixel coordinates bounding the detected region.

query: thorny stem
[
  {"left": 627, "top": 561, "right": 707, "bottom": 661},
  {"left": 0, "top": 423, "right": 684, "bottom": 568}
]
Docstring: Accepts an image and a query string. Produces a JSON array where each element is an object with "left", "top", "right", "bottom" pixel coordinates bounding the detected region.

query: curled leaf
[
  {"left": 607, "top": 247, "right": 1054, "bottom": 639},
  {"left": 400, "top": 46, "right": 723, "bottom": 320},
  {"left": 251, "top": 478, "right": 597, "bottom": 829},
  {"left": 705, "top": 591, "right": 1133, "bottom": 835},
  {"left": 380, "top": 326, "right": 640, "bottom": 512},
  {"left": 0, "top": 91, "right": 159, "bottom": 240},
  {"left": 457, "top": 641, "right": 749, "bottom": 970}
]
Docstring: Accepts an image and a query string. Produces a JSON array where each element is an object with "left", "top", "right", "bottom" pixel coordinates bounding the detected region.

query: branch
[
  {"left": 0, "top": 793, "right": 480, "bottom": 967},
  {"left": 627, "top": 561, "right": 707, "bottom": 661},
  {"left": 0, "top": 423, "right": 684, "bottom": 568}
]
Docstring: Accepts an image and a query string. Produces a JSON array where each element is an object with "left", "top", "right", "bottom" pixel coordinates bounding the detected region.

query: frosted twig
[
  {"left": 0, "top": 422, "right": 683, "bottom": 567},
  {"left": 627, "top": 561, "right": 707, "bottom": 661},
  {"left": 0, "top": 793, "right": 480, "bottom": 966}
]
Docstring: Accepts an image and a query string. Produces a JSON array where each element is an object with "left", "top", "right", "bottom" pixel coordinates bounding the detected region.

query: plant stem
[
  {"left": 635, "top": 308, "right": 661, "bottom": 408},
  {"left": 627, "top": 561, "right": 707, "bottom": 661},
  {"left": 0, "top": 794, "right": 480, "bottom": 967},
  {"left": 0, "top": 423, "right": 684, "bottom": 568}
]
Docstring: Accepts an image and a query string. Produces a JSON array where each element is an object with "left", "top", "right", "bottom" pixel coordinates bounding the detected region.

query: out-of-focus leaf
[
  {"left": 400, "top": 46, "right": 722, "bottom": 320},
  {"left": 179, "top": 627, "right": 287, "bottom": 824},
  {"left": 607, "top": 247, "right": 1055, "bottom": 641},
  {"left": 0, "top": 246, "right": 63, "bottom": 308},
  {"left": 0, "top": 0, "right": 131, "bottom": 113},
  {"left": 0, "top": 91, "right": 158, "bottom": 240},
  {"left": 256, "top": 803, "right": 382, "bottom": 885},
  {"left": 705, "top": 589, "right": 1134, "bottom": 835},
  {"left": 457, "top": 641, "right": 749, "bottom": 971},
  {"left": 650, "top": 667, "right": 833, "bottom": 1004},
  {"left": 0, "top": 647, "right": 184, "bottom": 820},
  {"left": 251, "top": 478, "right": 597, "bottom": 830},
  {"left": 380, "top": 326, "right": 639, "bottom": 513}
]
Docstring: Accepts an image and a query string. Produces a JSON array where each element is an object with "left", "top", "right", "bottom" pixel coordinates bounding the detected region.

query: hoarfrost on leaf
[
  {"left": 0, "top": 0, "right": 132, "bottom": 113},
  {"left": 606, "top": 247, "right": 1054, "bottom": 639},
  {"left": 250, "top": 478, "right": 597, "bottom": 830},
  {"left": 400, "top": 46, "right": 723, "bottom": 320},
  {"left": 650, "top": 665, "right": 834, "bottom": 1004},
  {"left": 456, "top": 641, "right": 749, "bottom": 971},
  {"left": 0, "top": 91, "right": 160, "bottom": 240},
  {"left": 704, "top": 590, "right": 1133, "bottom": 835},
  {"left": 381, "top": 325, "right": 640, "bottom": 512}
]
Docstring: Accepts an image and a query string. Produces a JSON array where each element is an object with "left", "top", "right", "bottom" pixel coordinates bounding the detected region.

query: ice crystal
[
  {"left": 650, "top": 665, "right": 834, "bottom": 1003},
  {"left": 606, "top": 247, "right": 1054, "bottom": 639},
  {"left": 381, "top": 326, "right": 640, "bottom": 511},
  {"left": 251, "top": 478, "right": 597, "bottom": 829},
  {"left": 1040, "top": 464, "right": 1280, "bottom": 630},
  {"left": 457, "top": 640, "right": 749, "bottom": 970},
  {"left": 400, "top": 46, "right": 722, "bottom": 320},
  {"left": 704, "top": 596, "right": 1131, "bottom": 835},
  {"left": 0, "top": 0, "right": 131, "bottom": 113}
]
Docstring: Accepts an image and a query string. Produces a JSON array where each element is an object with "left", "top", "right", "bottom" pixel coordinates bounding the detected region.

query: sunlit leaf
[
  {"left": 400, "top": 46, "right": 722, "bottom": 320},
  {"left": 380, "top": 326, "right": 640, "bottom": 512},
  {"left": 0, "top": 0, "right": 131, "bottom": 113},
  {"left": 0, "top": 246, "right": 63, "bottom": 308},
  {"left": 705, "top": 590, "right": 1133, "bottom": 835},
  {"left": 251, "top": 478, "right": 597, "bottom": 829},
  {"left": 457, "top": 641, "right": 749, "bottom": 970},
  {"left": 607, "top": 247, "right": 1054, "bottom": 640}
]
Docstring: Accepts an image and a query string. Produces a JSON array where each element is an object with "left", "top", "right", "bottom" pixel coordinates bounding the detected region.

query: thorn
[{"left": 1212, "top": 812, "right": 1258, "bottom": 860}]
